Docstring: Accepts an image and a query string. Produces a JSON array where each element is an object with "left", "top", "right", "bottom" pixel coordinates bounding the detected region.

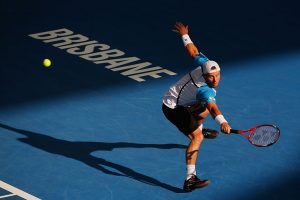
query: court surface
[{"left": 1, "top": 1, "right": 300, "bottom": 199}]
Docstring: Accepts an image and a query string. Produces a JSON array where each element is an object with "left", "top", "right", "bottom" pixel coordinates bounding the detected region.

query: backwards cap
[{"left": 202, "top": 60, "right": 220, "bottom": 74}]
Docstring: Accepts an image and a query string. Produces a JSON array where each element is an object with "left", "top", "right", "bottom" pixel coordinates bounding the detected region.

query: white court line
[
  {"left": 0, "top": 180, "right": 41, "bottom": 200},
  {"left": 0, "top": 194, "right": 17, "bottom": 199}
]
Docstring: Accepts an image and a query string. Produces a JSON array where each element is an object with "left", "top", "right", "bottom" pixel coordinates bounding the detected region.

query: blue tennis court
[{"left": 1, "top": 1, "right": 300, "bottom": 199}]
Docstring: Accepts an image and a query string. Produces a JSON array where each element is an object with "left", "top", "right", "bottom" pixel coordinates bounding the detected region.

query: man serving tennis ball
[{"left": 162, "top": 22, "right": 231, "bottom": 192}]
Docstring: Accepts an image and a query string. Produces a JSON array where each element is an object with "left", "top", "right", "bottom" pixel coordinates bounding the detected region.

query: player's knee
[
  {"left": 190, "top": 130, "right": 204, "bottom": 143},
  {"left": 198, "top": 132, "right": 204, "bottom": 141},
  {"left": 195, "top": 134, "right": 204, "bottom": 143}
]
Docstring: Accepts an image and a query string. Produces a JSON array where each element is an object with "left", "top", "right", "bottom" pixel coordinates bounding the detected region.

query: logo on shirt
[{"left": 209, "top": 97, "right": 216, "bottom": 101}]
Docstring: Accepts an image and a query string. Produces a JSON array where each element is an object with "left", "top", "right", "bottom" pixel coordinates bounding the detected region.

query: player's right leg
[{"left": 184, "top": 126, "right": 210, "bottom": 192}]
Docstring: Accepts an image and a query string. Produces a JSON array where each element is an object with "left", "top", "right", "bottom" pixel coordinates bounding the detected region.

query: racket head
[{"left": 248, "top": 124, "right": 280, "bottom": 147}]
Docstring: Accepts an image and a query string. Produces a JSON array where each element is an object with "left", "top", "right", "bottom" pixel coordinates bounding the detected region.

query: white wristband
[
  {"left": 215, "top": 115, "right": 227, "bottom": 125},
  {"left": 182, "top": 34, "right": 193, "bottom": 46}
]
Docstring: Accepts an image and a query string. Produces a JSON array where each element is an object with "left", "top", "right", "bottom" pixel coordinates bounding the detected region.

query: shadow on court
[
  {"left": 0, "top": 123, "right": 186, "bottom": 193},
  {"left": 232, "top": 174, "right": 300, "bottom": 200}
]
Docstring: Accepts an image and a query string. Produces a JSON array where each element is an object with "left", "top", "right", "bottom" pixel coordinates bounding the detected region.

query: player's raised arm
[{"left": 172, "top": 22, "right": 200, "bottom": 59}]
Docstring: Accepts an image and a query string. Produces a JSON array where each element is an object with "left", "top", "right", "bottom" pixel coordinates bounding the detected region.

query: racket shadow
[{"left": 0, "top": 123, "right": 186, "bottom": 193}]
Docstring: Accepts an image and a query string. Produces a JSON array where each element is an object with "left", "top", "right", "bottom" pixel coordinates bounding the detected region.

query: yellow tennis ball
[{"left": 43, "top": 58, "right": 51, "bottom": 67}]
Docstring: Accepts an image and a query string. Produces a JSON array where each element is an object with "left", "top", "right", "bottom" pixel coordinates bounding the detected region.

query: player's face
[{"left": 204, "top": 71, "right": 220, "bottom": 88}]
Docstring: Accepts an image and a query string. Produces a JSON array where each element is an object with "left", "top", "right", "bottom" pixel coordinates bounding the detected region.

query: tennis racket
[{"left": 230, "top": 124, "right": 280, "bottom": 147}]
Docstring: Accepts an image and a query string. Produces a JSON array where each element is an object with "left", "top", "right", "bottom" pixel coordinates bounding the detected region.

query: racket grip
[{"left": 230, "top": 129, "right": 240, "bottom": 134}]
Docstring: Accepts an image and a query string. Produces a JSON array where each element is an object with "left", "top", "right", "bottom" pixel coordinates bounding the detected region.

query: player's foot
[
  {"left": 183, "top": 175, "right": 210, "bottom": 192},
  {"left": 202, "top": 128, "right": 219, "bottom": 139}
]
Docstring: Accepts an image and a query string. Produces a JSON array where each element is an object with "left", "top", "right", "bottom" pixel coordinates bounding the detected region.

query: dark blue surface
[{"left": 1, "top": 0, "right": 300, "bottom": 199}]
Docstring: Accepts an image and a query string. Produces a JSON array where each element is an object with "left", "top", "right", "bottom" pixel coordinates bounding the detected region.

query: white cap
[{"left": 202, "top": 60, "right": 220, "bottom": 74}]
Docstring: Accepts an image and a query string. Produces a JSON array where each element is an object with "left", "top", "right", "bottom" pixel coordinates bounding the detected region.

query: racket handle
[{"left": 230, "top": 129, "right": 240, "bottom": 134}]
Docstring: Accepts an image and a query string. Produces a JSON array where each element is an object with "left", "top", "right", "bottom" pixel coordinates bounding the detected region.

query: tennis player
[{"left": 162, "top": 22, "right": 231, "bottom": 192}]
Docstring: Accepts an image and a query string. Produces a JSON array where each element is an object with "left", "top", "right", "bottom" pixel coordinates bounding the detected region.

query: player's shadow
[{"left": 0, "top": 123, "right": 186, "bottom": 193}]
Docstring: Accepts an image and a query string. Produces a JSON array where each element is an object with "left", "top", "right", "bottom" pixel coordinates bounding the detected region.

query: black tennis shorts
[{"left": 162, "top": 103, "right": 200, "bottom": 136}]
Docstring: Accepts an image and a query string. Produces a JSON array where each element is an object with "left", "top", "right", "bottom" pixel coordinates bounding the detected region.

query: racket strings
[{"left": 250, "top": 126, "right": 279, "bottom": 146}]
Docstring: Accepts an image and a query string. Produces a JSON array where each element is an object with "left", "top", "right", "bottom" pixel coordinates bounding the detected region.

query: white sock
[{"left": 186, "top": 165, "right": 196, "bottom": 180}]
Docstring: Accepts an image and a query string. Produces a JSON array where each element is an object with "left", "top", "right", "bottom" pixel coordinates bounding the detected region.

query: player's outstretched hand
[
  {"left": 172, "top": 22, "right": 189, "bottom": 36},
  {"left": 221, "top": 122, "right": 231, "bottom": 134}
]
